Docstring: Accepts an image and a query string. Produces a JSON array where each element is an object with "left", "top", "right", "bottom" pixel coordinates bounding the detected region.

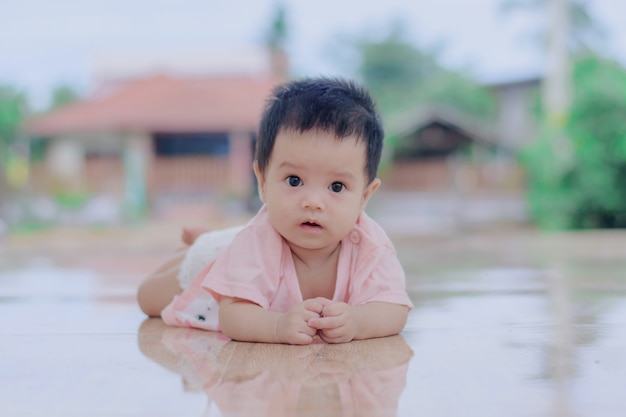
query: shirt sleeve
[
  {"left": 201, "top": 224, "right": 282, "bottom": 310},
  {"left": 347, "top": 238, "right": 414, "bottom": 310},
  {"left": 348, "top": 213, "right": 413, "bottom": 309}
]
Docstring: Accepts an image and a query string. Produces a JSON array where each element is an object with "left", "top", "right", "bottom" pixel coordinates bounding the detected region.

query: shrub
[{"left": 522, "top": 55, "right": 626, "bottom": 229}]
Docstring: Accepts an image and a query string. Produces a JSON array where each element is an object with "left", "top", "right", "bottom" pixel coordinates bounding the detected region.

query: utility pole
[
  {"left": 544, "top": 4, "right": 574, "bottom": 413},
  {"left": 543, "top": 0, "right": 572, "bottom": 158}
]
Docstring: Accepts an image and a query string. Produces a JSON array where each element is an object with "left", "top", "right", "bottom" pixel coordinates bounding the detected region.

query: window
[{"left": 153, "top": 132, "right": 230, "bottom": 156}]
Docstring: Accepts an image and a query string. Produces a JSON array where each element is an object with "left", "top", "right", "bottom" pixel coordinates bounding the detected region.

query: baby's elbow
[
  {"left": 217, "top": 299, "right": 240, "bottom": 339},
  {"left": 386, "top": 305, "right": 410, "bottom": 336},
  {"left": 218, "top": 314, "right": 249, "bottom": 342},
  {"left": 397, "top": 304, "right": 410, "bottom": 325}
]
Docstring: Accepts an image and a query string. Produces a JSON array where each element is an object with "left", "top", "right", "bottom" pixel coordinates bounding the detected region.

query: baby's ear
[
  {"left": 361, "top": 178, "right": 381, "bottom": 208},
  {"left": 253, "top": 162, "right": 267, "bottom": 203}
]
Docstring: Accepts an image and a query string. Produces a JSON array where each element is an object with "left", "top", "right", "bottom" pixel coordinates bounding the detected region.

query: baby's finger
[
  {"left": 290, "top": 331, "right": 315, "bottom": 345},
  {"left": 321, "top": 301, "right": 347, "bottom": 317},
  {"left": 313, "top": 297, "right": 333, "bottom": 305},
  {"left": 303, "top": 297, "right": 330, "bottom": 314},
  {"left": 318, "top": 328, "right": 350, "bottom": 344},
  {"left": 308, "top": 315, "right": 341, "bottom": 330}
]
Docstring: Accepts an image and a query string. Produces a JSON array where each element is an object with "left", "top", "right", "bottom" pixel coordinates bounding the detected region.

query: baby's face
[{"left": 254, "top": 129, "right": 380, "bottom": 254}]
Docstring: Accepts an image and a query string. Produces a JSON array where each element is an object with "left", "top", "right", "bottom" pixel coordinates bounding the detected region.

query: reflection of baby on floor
[
  {"left": 138, "top": 319, "right": 414, "bottom": 417},
  {"left": 137, "top": 318, "right": 229, "bottom": 395}
]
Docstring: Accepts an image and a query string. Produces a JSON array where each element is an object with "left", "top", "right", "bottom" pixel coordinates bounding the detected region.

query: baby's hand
[
  {"left": 308, "top": 301, "right": 357, "bottom": 344},
  {"left": 275, "top": 300, "right": 324, "bottom": 345}
]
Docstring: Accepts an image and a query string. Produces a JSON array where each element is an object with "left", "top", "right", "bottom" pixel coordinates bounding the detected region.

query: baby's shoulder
[{"left": 353, "top": 212, "right": 394, "bottom": 249}]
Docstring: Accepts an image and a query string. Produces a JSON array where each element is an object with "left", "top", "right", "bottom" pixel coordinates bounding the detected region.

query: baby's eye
[
  {"left": 329, "top": 182, "right": 345, "bottom": 193},
  {"left": 286, "top": 176, "right": 302, "bottom": 187}
]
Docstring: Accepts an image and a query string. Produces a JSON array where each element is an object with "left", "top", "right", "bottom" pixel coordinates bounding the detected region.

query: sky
[{"left": 2, "top": 0, "right": 626, "bottom": 109}]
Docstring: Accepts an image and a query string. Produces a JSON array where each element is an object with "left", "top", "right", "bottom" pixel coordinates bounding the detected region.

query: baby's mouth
[{"left": 302, "top": 221, "right": 321, "bottom": 228}]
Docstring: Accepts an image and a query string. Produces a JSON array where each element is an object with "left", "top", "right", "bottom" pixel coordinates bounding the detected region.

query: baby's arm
[
  {"left": 218, "top": 296, "right": 327, "bottom": 345},
  {"left": 308, "top": 301, "right": 409, "bottom": 344}
]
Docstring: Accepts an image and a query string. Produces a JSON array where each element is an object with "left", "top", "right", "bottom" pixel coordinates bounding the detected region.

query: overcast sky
[{"left": 2, "top": 0, "right": 625, "bottom": 108}]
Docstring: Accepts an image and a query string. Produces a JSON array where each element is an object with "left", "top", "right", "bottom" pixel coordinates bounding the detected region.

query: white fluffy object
[{"left": 177, "top": 225, "right": 244, "bottom": 289}]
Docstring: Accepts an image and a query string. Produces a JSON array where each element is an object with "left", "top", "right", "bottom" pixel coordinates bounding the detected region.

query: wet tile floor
[{"left": 1, "top": 221, "right": 625, "bottom": 416}]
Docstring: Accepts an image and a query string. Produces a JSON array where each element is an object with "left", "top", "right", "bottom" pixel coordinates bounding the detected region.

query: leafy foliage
[
  {"left": 265, "top": 2, "right": 288, "bottom": 50},
  {"left": 0, "top": 84, "right": 28, "bottom": 149},
  {"left": 417, "top": 71, "right": 495, "bottom": 121},
  {"left": 522, "top": 55, "right": 626, "bottom": 228},
  {"left": 0, "top": 84, "right": 29, "bottom": 209},
  {"left": 0, "top": 85, "right": 28, "bottom": 176},
  {"left": 353, "top": 22, "right": 440, "bottom": 117},
  {"left": 50, "top": 84, "right": 81, "bottom": 109},
  {"left": 334, "top": 20, "right": 495, "bottom": 122}
]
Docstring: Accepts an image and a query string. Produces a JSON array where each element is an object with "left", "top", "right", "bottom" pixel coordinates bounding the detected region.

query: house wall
[
  {"left": 30, "top": 131, "right": 255, "bottom": 220},
  {"left": 147, "top": 131, "right": 255, "bottom": 202},
  {"left": 491, "top": 80, "right": 540, "bottom": 149},
  {"left": 30, "top": 155, "right": 125, "bottom": 197},
  {"left": 384, "top": 158, "right": 525, "bottom": 193},
  {"left": 42, "top": 136, "right": 85, "bottom": 192},
  {"left": 146, "top": 156, "right": 230, "bottom": 198},
  {"left": 227, "top": 132, "right": 255, "bottom": 199},
  {"left": 85, "top": 155, "right": 125, "bottom": 196},
  {"left": 384, "top": 160, "right": 451, "bottom": 190}
]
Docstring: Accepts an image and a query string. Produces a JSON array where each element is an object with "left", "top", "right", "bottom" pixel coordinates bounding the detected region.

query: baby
[{"left": 138, "top": 77, "right": 413, "bottom": 344}]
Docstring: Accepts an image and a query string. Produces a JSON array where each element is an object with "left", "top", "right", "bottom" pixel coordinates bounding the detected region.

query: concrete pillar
[
  {"left": 122, "top": 132, "right": 149, "bottom": 220},
  {"left": 46, "top": 136, "right": 84, "bottom": 192},
  {"left": 228, "top": 132, "right": 254, "bottom": 199}
]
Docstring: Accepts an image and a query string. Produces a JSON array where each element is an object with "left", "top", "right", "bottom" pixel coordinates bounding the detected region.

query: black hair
[{"left": 255, "top": 77, "right": 384, "bottom": 184}]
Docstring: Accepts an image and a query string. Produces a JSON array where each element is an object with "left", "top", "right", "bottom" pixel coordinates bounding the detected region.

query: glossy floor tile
[{"left": 1, "top": 224, "right": 625, "bottom": 416}]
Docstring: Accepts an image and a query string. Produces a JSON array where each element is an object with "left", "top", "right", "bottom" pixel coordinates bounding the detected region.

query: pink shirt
[{"left": 162, "top": 206, "right": 413, "bottom": 331}]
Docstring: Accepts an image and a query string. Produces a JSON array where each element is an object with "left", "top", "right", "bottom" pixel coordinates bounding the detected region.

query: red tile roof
[{"left": 25, "top": 75, "right": 283, "bottom": 136}]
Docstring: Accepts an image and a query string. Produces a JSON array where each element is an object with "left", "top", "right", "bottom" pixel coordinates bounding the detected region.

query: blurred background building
[
  {"left": 24, "top": 54, "right": 285, "bottom": 221},
  {"left": 1, "top": 0, "right": 625, "bottom": 230}
]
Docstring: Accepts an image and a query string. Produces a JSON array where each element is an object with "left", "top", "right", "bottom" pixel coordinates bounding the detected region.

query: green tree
[
  {"left": 501, "top": 0, "right": 606, "bottom": 130},
  {"left": 265, "top": 2, "right": 288, "bottom": 51},
  {"left": 49, "top": 84, "right": 80, "bottom": 109},
  {"left": 329, "top": 20, "right": 495, "bottom": 121},
  {"left": 522, "top": 55, "right": 626, "bottom": 228},
  {"left": 418, "top": 71, "right": 495, "bottom": 121},
  {"left": 353, "top": 21, "right": 441, "bottom": 117},
  {"left": 263, "top": 2, "right": 290, "bottom": 78},
  {"left": 0, "top": 85, "right": 27, "bottom": 149},
  {"left": 0, "top": 84, "right": 29, "bottom": 216}
]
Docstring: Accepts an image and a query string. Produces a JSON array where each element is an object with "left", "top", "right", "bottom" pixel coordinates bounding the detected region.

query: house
[
  {"left": 486, "top": 76, "right": 542, "bottom": 149},
  {"left": 382, "top": 75, "right": 542, "bottom": 194},
  {"left": 25, "top": 74, "right": 284, "bottom": 219},
  {"left": 23, "top": 54, "right": 540, "bottom": 222},
  {"left": 383, "top": 105, "right": 525, "bottom": 193}
]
